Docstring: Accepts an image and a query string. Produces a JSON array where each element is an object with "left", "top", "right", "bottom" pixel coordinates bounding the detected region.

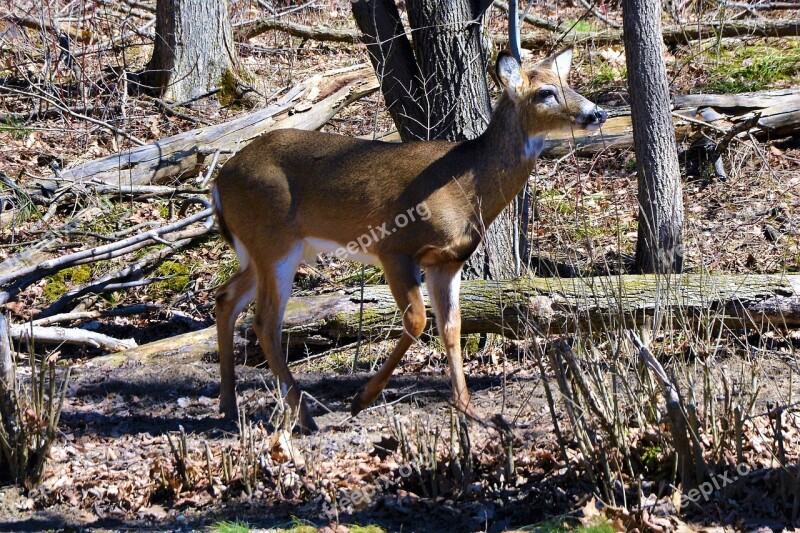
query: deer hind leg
[
  {"left": 426, "top": 262, "right": 476, "bottom": 417},
  {"left": 251, "top": 242, "right": 318, "bottom": 433},
  {"left": 216, "top": 262, "right": 257, "bottom": 420},
  {"left": 351, "top": 255, "right": 425, "bottom": 416}
]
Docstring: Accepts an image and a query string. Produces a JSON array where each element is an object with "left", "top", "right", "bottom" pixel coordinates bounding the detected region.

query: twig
[
  {"left": 140, "top": 94, "right": 213, "bottom": 126},
  {"left": 235, "top": 16, "right": 362, "bottom": 42},
  {"left": 0, "top": 105, "right": 121, "bottom": 125},
  {"left": 199, "top": 150, "right": 223, "bottom": 188},
  {"left": 628, "top": 330, "right": 706, "bottom": 489}
]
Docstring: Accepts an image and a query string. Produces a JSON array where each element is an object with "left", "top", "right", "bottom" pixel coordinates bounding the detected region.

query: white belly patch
[{"left": 303, "top": 238, "right": 381, "bottom": 266}]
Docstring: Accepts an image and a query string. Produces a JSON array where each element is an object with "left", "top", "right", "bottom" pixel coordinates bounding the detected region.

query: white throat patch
[{"left": 523, "top": 135, "right": 546, "bottom": 159}]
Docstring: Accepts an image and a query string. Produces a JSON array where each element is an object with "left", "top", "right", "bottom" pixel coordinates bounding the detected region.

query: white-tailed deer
[{"left": 212, "top": 44, "right": 606, "bottom": 432}]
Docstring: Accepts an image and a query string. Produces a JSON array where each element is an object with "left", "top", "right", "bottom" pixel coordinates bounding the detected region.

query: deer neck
[{"left": 469, "top": 93, "right": 541, "bottom": 225}]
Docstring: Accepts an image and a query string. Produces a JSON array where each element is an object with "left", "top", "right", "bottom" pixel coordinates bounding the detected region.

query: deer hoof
[
  {"left": 350, "top": 393, "right": 369, "bottom": 416},
  {"left": 220, "top": 398, "right": 238, "bottom": 421}
]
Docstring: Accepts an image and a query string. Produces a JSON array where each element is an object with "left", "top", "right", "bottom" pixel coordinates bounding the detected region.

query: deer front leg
[
  {"left": 351, "top": 255, "right": 425, "bottom": 415},
  {"left": 426, "top": 262, "right": 476, "bottom": 418}
]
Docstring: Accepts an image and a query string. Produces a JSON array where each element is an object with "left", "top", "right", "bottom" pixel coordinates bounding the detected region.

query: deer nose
[{"left": 594, "top": 107, "right": 608, "bottom": 124}]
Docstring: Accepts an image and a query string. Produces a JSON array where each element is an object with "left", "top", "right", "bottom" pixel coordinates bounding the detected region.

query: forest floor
[{"left": 2, "top": 0, "right": 800, "bottom": 531}]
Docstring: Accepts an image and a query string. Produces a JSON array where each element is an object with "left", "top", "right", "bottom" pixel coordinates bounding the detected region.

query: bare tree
[
  {"left": 622, "top": 0, "right": 685, "bottom": 273},
  {"left": 145, "top": 0, "right": 241, "bottom": 102},
  {"left": 352, "top": 0, "right": 527, "bottom": 279}
]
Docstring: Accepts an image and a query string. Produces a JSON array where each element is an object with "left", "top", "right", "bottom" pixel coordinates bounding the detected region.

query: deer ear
[
  {"left": 551, "top": 47, "right": 573, "bottom": 79},
  {"left": 496, "top": 51, "right": 524, "bottom": 94}
]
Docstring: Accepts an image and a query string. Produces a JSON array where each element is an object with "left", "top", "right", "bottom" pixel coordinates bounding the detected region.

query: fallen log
[
  {"left": 526, "top": 18, "right": 800, "bottom": 47},
  {"left": 53, "top": 66, "right": 378, "bottom": 186},
  {"left": 96, "top": 273, "right": 800, "bottom": 366},
  {"left": 544, "top": 88, "right": 800, "bottom": 157}
]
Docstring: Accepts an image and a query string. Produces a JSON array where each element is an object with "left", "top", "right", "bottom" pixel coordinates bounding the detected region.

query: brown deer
[{"left": 211, "top": 43, "right": 606, "bottom": 433}]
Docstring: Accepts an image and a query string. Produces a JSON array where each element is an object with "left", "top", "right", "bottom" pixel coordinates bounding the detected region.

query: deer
[{"left": 211, "top": 31, "right": 607, "bottom": 433}]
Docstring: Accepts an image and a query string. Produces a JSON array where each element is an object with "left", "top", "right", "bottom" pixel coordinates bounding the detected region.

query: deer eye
[{"left": 536, "top": 88, "right": 557, "bottom": 101}]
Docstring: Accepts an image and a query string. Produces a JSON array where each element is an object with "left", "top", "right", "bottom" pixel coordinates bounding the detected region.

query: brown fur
[{"left": 211, "top": 50, "right": 606, "bottom": 432}]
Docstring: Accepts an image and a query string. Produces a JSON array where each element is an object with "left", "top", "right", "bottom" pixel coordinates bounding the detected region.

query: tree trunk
[
  {"left": 96, "top": 273, "right": 800, "bottom": 367},
  {"left": 622, "top": 0, "right": 685, "bottom": 274},
  {"left": 352, "top": 0, "right": 520, "bottom": 279},
  {"left": 405, "top": 0, "right": 492, "bottom": 141},
  {"left": 146, "top": 0, "right": 239, "bottom": 102}
]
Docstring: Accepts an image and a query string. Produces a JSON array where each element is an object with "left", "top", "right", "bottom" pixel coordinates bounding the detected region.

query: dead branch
[
  {"left": 7, "top": 14, "right": 95, "bottom": 43},
  {"left": 29, "top": 304, "right": 160, "bottom": 327},
  {"left": 9, "top": 323, "right": 136, "bottom": 352},
  {"left": 233, "top": 12, "right": 800, "bottom": 50},
  {"left": 54, "top": 67, "right": 378, "bottom": 186},
  {"left": 235, "top": 16, "right": 362, "bottom": 42},
  {"left": 538, "top": 17, "right": 800, "bottom": 47},
  {"left": 0, "top": 208, "right": 213, "bottom": 304},
  {"left": 38, "top": 227, "right": 204, "bottom": 318},
  {"left": 492, "top": 1, "right": 562, "bottom": 32},
  {"left": 716, "top": 0, "right": 800, "bottom": 10},
  {"left": 575, "top": 0, "right": 622, "bottom": 28}
]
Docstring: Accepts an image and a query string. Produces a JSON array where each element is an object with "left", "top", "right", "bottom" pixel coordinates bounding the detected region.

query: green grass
[
  {"left": 703, "top": 44, "right": 800, "bottom": 93},
  {"left": 0, "top": 116, "right": 32, "bottom": 140},
  {"left": 210, "top": 521, "right": 250, "bottom": 533},
  {"left": 567, "top": 18, "right": 595, "bottom": 33},
  {"left": 589, "top": 66, "right": 619, "bottom": 87},
  {"left": 515, "top": 519, "right": 615, "bottom": 532}
]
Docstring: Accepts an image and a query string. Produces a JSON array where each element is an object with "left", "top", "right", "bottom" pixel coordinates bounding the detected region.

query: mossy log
[{"left": 97, "top": 273, "right": 800, "bottom": 366}]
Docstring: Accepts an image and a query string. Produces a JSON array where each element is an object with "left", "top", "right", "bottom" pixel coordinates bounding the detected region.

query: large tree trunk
[
  {"left": 405, "top": 1, "right": 492, "bottom": 141},
  {"left": 351, "top": 0, "right": 520, "bottom": 280},
  {"left": 622, "top": 0, "right": 685, "bottom": 274},
  {"left": 146, "top": 0, "right": 239, "bottom": 102},
  {"left": 97, "top": 273, "right": 800, "bottom": 366}
]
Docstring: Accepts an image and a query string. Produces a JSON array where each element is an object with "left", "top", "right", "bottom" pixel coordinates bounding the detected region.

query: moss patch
[
  {"left": 703, "top": 44, "right": 800, "bottom": 93},
  {"left": 43, "top": 264, "right": 93, "bottom": 303},
  {"left": 151, "top": 260, "right": 191, "bottom": 294}
]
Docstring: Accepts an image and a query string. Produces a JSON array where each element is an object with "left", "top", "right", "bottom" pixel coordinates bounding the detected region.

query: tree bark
[
  {"left": 622, "top": 0, "right": 685, "bottom": 274},
  {"left": 406, "top": 0, "right": 492, "bottom": 141},
  {"left": 96, "top": 273, "right": 800, "bottom": 366},
  {"left": 350, "top": 0, "right": 429, "bottom": 142},
  {"left": 146, "top": 0, "right": 239, "bottom": 102}
]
